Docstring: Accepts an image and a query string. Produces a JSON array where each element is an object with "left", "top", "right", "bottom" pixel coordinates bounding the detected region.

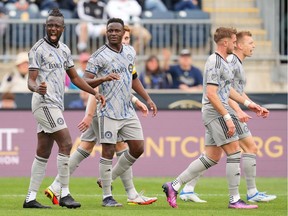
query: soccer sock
[
  {"left": 112, "top": 151, "right": 136, "bottom": 180},
  {"left": 182, "top": 170, "right": 206, "bottom": 193},
  {"left": 26, "top": 155, "right": 48, "bottom": 202},
  {"left": 242, "top": 153, "right": 257, "bottom": 196},
  {"left": 51, "top": 146, "right": 90, "bottom": 195},
  {"left": 226, "top": 151, "right": 241, "bottom": 203},
  {"left": 172, "top": 154, "right": 217, "bottom": 191},
  {"left": 57, "top": 153, "right": 70, "bottom": 198},
  {"left": 99, "top": 157, "right": 113, "bottom": 199},
  {"left": 115, "top": 149, "right": 138, "bottom": 199}
]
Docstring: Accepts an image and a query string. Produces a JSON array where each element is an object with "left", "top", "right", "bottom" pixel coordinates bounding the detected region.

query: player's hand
[
  {"left": 236, "top": 109, "right": 252, "bottom": 123},
  {"left": 37, "top": 82, "right": 47, "bottom": 95},
  {"left": 147, "top": 99, "right": 157, "bottom": 117},
  {"left": 225, "top": 119, "right": 235, "bottom": 137},
  {"left": 95, "top": 92, "right": 106, "bottom": 108},
  {"left": 247, "top": 102, "right": 262, "bottom": 115},
  {"left": 77, "top": 114, "right": 93, "bottom": 132},
  {"left": 104, "top": 73, "right": 120, "bottom": 82},
  {"left": 257, "top": 106, "right": 269, "bottom": 118},
  {"left": 135, "top": 100, "right": 149, "bottom": 117}
]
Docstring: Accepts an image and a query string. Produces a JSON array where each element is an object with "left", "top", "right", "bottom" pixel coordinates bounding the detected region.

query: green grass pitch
[{"left": 0, "top": 177, "right": 286, "bottom": 216}]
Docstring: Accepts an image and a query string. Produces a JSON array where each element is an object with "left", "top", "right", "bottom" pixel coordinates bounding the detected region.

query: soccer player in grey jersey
[
  {"left": 162, "top": 27, "right": 263, "bottom": 209},
  {"left": 23, "top": 8, "right": 104, "bottom": 209},
  {"left": 179, "top": 31, "right": 276, "bottom": 203},
  {"left": 83, "top": 18, "right": 157, "bottom": 207}
]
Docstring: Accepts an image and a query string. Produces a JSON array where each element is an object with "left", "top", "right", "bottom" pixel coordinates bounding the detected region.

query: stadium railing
[{"left": 0, "top": 18, "right": 211, "bottom": 62}]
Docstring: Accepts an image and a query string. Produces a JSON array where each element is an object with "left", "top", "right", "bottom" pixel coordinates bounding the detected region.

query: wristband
[
  {"left": 244, "top": 99, "right": 251, "bottom": 107},
  {"left": 131, "top": 96, "right": 138, "bottom": 104},
  {"left": 223, "top": 113, "right": 232, "bottom": 121}
]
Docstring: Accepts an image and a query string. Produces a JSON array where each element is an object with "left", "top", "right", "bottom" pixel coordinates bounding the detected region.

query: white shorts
[
  {"left": 33, "top": 106, "right": 67, "bottom": 133},
  {"left": 99, "top": 114, "right": 143, "bottom": 144}
]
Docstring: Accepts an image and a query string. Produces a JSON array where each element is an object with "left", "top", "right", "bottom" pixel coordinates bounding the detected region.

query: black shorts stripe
[
  {"left": 218, "top": 117, "right": 229, "bottom": 139},
  {"left": 43, "top": 106, "right": 56, "bottom": 128},
  {"left": 231, "top": 114, "right": 243, "bottom": 135}
]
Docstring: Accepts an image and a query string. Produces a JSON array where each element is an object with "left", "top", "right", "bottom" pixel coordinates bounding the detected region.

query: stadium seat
[
  {"left": 142, "top": 10, "right": 175, "bottom": 48},
  {"left": 175, "top": 10, "right": 211, "bottom": 48}
]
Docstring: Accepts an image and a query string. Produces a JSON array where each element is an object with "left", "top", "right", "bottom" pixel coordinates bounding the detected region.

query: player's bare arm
[
  {"left": 28, "top": 69, "right": 47, "bottom": 95},
  {"left": 228, "top": 99, "right": 251, "bottom": 123},
  {"left": 131, "top": 95, "right": 149, "bottom": 117},
  {"left": 132, "top": 78, "right": 157, "bottom": 116},
  {"left": 67, "top": 68, "right": 106, "bottom": 107},
  {"left": 83, "top": 71, "right": 120, "bottom": 88},
  {"left": 78, "top": 90, "right": 98, "bottom": 132},
  {"left": 229, "top": 87, "right": 261, "bottom": 114}
]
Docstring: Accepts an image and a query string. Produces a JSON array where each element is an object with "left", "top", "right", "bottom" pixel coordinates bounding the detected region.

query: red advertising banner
[{"left": 0, "top": 110, "right": 286, "bottom": 177}]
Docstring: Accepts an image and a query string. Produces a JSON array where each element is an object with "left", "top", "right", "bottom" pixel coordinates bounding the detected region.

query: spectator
[
  {"left": 0, "top": 52, "right": 30, "bottom": 93},
  {"left": 68, "top": 90, "right": 89, "bottom": 109},
  {"left": 139, "top": 55, "right": 171, "bottom": 89},
  {"left": 106, "top": 0, "right": 151, "bottom": 53},
  {"left": 164, "top": 0, "right": 201, "bottom": 11},
  {"left": 166, "top": 49, "right": 203, "bottom": 91},
  {"left": 137, "top": 0, "right": 168, "bottom": 12},
  {"left": 4, "top": 0, "right": 39, "bottom": 19},
  {"left": 0, "top": 92, "right": 17, "bottom": 109},
  {"left": 76, "top": 0, "right": 107, "bottom": 53},
  {"left": 66, "top": 52, "right": 90, "bottom": 90},
  {"left": 0, "top": 4, "right": 8, "bottom": 37}
]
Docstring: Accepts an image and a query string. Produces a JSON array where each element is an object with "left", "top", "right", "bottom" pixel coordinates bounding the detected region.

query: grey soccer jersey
[
  {"left": 202, "top": 53, "right": 234, "bottom": 125},
  {"left": 228, "top": 54, "right": 246, "bottom": 94},
  {"left": 86, "top": 44, "right": 136, "bottom": 120},
  {"left": 28, "top": 37, "right": 74, "bottom": 113}
]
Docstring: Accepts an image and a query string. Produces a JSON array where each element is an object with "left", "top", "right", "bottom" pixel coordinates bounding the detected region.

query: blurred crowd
[{"left": 0, "top": 0, "right": 205, "bottom": 109}]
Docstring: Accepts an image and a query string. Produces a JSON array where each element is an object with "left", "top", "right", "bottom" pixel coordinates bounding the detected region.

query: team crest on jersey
[
  {"left": 62, "top": 51, "right": 68, "bottom": 59},
  {"left": 128, "top": 64, "right": 133, "bottom": 73},
  {"left": 57, "top": 117, "right": 64, "bottom": 125},
  {"left": 105, "top": 131, "right": 113, "bottom": 139},
  {"left": 127, "top": 54, "right": 133, "bottom": 61}
]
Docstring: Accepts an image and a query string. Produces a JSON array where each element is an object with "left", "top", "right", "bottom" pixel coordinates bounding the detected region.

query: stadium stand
[{"left": 0, "top": 0, "right": 286, "bottom": 92}]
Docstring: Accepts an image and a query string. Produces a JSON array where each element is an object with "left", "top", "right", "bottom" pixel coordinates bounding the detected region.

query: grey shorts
[
  {"left": 231, "top": 115, "right": 251, "bottom": 140},
  {"left": 205, "top": 115, "right": 239, "bottom": 147},
  {"left": 99, "top": 114, "right": 143, "bottom": 144},
  {"left": 33, "top": 106, "right": 67, "bottom": 133},
  {"left": 80, "top": 117, "right": 98, "bottom": 143}
]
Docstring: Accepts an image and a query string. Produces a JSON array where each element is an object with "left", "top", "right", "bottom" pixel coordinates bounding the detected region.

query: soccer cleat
[
  {"left": 127, "top": 191, "right": 157, "bottom": 205},
  {"left": 247, "top": 192, "right": 277, "bottom": 202},
  {"left": 102, "top": 196, "right": 123, "bottom": 207},
  {"left": 162, "top": 182, "right": 178, "bottom": 208},
  {"left": 23, "top": 200, "right": 51, "bottom": 208},
  {"left": 44, "top": 187, "right": 59, "bottom": 205},
  {"left": 59, "top": 194, "right": 81, "bottom": 209},
  {"left": 179, "top": 190, "right": 207, "bottom": 203},
  {"left": 228, "top": 199, "right": 258, "bottom": 209}
]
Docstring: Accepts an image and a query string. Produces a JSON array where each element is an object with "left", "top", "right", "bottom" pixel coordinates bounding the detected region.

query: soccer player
[
  {"left": 84, "top": 18, "right": 157, "bottom": 206},
  {"left": 23, "top": 8, "right": 105, "bottom": 209},
  {"left": 44, "top": 24, "right": 157, "bottom": 206},
  {"left": 162, "top": 27, "right": 262, "bottom": 209},
  {"left": 179, "top": 31, "right": 276, "bottom": 203}
]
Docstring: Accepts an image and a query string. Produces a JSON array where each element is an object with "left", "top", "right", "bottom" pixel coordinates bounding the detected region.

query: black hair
[
  {"left": 48, "top": 8, "right": 64, "bottom": 18},
  {"left": 107, "top": 18, "right": 124, "bottom": 27}
]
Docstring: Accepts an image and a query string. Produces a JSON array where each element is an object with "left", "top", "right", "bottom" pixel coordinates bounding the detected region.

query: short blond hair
[{"left": 236, "top": 31, "right": 252, "bottom": 42}]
